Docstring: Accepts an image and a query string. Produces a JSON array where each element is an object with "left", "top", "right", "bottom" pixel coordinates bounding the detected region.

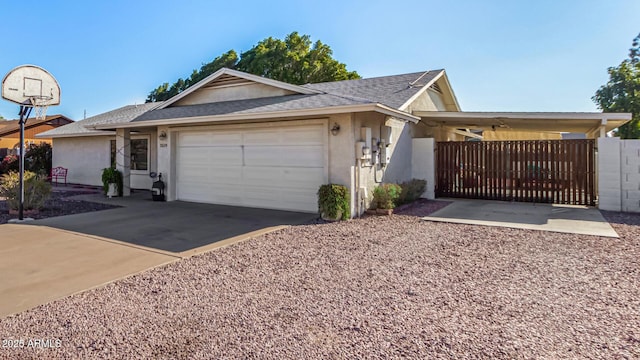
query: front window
[{"left": 110, "top": 138, "right": 148, "bottom": 171}]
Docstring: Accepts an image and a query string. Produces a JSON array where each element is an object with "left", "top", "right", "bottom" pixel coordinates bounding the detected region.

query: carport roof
[{"left": 415, "top": 111, "right": 632, "bottom": 134}]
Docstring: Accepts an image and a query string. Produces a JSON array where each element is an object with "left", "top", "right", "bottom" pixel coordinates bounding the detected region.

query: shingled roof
[
  {"left": 132, "top": 70, "right": 441, "bottom": 123},
  {"left": 133, "top": 94, "right": 371, "bottom": 122},
  {"left": 38, "top": 103, "right": 161, "bottom": 138},
  {"left": 42, "top": 69, "right": 443, "bottom": 136},
  {"left": 302, "top": 70, "right": 443, "bottom": 109}
]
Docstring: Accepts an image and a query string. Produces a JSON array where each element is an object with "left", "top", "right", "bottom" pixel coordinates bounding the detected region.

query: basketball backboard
[{"left": 2, "top": 65, "right": 60, "bottom": 106}]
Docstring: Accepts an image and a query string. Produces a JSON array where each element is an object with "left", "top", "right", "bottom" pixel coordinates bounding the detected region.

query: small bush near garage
[
  {"left": 372, "top": 183, "right": 402, "bottom": 209},
  {"left": 0, "top": 171, "right": 51, "bottom": 211},
  {"left": 397, "top": 179, "right": 427, "bottom": 205},
  {"left": 317, "top": 184, "right": 350, "bottom": 220}
]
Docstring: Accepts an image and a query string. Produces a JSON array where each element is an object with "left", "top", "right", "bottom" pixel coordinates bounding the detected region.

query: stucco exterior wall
[
  {"left": 174, "top": 83, "right": 296, "bottom": 106},
  {"left": 598, "top": 137, "right": 640, "bottom": 213},
  {"left": 326, "top": 114, "right": 356, "bottom": 215},
  {"left": 404, "top": 89, "right": 464, "bottom": 141},
  {"left": 53, "top": 132, "right": 157, "bottom": 189},
  {"left": 411, "top": 138, "right": 435, "bottom": 199},
  {"left": 53, "top": 136, "right": 111, "bottom": 187},
  {"left": 404, "top": 89, "right": 446, "bottom": 113}
]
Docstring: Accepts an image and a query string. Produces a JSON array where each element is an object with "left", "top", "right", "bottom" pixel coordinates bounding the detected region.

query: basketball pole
[{"left": 18, "top": 103, "right": 32, "bottom": 221}]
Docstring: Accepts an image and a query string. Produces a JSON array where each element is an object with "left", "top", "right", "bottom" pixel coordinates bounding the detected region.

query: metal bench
[{"left": 50, "top": 166, "right": 68, "bottom": 186}]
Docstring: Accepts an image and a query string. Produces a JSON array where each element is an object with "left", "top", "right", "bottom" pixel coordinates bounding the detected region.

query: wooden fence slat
[{"left": 434, "top": 139, "right": 595, "bottom": 205}]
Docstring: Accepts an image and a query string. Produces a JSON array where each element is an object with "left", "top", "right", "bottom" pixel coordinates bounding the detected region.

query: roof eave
[
  {"left": 36, "top": 130, "right": 115, "bottom": 139},
  {"left": 91, "top": 104, "right": 419, "bottom": 130},
  {"left": 414, "top": 111, "right": 633, "bottom": 121},
  {"left": 415, "top": 111, "right": 632, "bottom": 133}
]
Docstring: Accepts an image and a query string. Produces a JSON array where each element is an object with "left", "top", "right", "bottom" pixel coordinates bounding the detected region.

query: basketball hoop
[
  {"left": 1, "top": 65, "right": 61, "bottom": 221},
  {"left": 28, "top": 95, "right": 53, "bottom": 120}
]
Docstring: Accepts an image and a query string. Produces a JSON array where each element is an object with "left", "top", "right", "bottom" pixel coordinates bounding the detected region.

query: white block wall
[
  {"left": 621, "top": 140, "right": 640, "bottom": 212},
  {"left": 411, "top": 138, "right": 435, "bottom": 199},
  {"left": 598, "top": 137, "right": 640, "bottom": 213}
]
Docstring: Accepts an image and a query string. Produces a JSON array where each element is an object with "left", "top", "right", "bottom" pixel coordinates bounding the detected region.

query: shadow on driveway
[{"left": 33, "top": 193, "right": 317, "bottom": 253}]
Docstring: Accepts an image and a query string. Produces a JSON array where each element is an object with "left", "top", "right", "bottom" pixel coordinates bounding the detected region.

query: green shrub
[
  {"left": 101, "top": 167, "right": 123, "bottom": 196},
  {"left": 397, "top": 179, "right": 427, "bottom": 205},
  {"left": 0, "top": 171, "right": 51, "bottom": 211},
  {"left": 25, "top": 142, "right": 53, "bottom": 176},
  {"left": 372, "top": 183, "right": 402, "bottom": 209},
  {"left": 317, "top": 184, "right": 350, "bottom": 220}
]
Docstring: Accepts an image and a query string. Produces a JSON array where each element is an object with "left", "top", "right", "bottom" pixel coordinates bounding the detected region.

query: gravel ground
[
  {"left": 0, "top": 201, "right": 639, "bottom": 359},
  {"left": 0, "top": 190, "right": 119, "bottom": 224}
]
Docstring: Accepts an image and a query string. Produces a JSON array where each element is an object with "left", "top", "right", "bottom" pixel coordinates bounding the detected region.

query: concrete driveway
[
  {"left": 1, "top": 192, "right": 315, "bottom": 318},
  {"left": 34, "top": 192, "right": 316, "bottom": 254},
  {"left": 0, "top": 224, "right": 178, "bottom": 318},
  {"left": 422, "top": 199, "right": 619, "bottom": 237}
]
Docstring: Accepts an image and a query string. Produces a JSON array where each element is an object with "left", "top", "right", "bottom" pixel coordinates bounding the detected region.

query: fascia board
[{"left": 91, "top": 104, "right": 418, "bottom": 130}]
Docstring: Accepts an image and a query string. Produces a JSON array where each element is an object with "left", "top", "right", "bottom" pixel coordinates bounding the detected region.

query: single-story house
[
  {"left": 38, "top": 68, "right": 631, "bottom": 215},
  {"left": 0, "top": 115, "right": 73, "bottom": 155}
]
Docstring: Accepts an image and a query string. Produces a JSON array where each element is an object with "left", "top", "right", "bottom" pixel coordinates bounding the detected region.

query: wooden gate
[{"left": 436, "top": 140, "right": 596, "bottom": 206}]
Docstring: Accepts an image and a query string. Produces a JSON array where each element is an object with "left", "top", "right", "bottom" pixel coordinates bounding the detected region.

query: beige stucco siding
[
  {"left": 405, "top": 88, "right": 447, "bottom": 113},
  {"left": 351, "top": 112, "right": 416, "bottom": 209},
  {"left": 174, "top": 83, "right": 297, "bottom": 106},
  {"left": 327, "top": 113, "right": 354, "bottom": 187},
  {"left": 53, "top": 136, "right": 111, "bottom": 187},
  {"left": 408, "top": 89, "right": 467, "bottom": 141},
  {"left": 53, "top": 132, "right": 157, "bottom": 189}
]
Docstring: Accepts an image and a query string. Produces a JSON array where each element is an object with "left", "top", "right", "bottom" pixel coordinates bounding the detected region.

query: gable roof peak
[{"left": 154, "top": 68, "right": 323, "bottom": 110}]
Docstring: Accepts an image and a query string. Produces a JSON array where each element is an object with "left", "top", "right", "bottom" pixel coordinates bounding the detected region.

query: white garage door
[{"left": 176, "top": 123, "right": 327, "bottom": 212}]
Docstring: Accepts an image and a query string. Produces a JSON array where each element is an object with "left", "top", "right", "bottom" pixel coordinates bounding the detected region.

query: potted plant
[
  {"left": 0, "top": 170, "right": 51, "bottom": 215},
  {"left": 101, "top": 167, "right": 123, "bottom": 198},
  {"left": 317, "top": 184, "right": 350, "bottom": 221},
  {"left": 372, "top": 183, "right": 402, "bottom": 215}
]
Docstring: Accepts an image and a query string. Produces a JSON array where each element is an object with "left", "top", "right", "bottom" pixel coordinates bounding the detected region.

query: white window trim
[{"left": 110, "top": 135, "right": 150, "bottom": 174}]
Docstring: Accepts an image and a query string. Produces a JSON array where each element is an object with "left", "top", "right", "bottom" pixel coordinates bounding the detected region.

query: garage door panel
[
  {"left": 281, "top": 127, "right": 325, "bottom": 145},
  {"left": 179, "top": 182, "right": 244, "bottom": 203},
  {"left": 179, "top": 146, "right": 242, "bottom": 166},
  {"left": 242, "top": 167, "right": 323, "bottom": 189},
  {"left": 244, "top": 145, "right": 324, "bottom": 167},
  {"left": 177, "top": 123, "right": 327, "bottom": 213},
  {"left": 243, "top": 127, "right": 324, "bottom": 146},
  {"left": 243, "top": 130, "right": 282, "bottom": 146},
  {"left": 179, "top": 132, "right": 242, "bottom": 146}
]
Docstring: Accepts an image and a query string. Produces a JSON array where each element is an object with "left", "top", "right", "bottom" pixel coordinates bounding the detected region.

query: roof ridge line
[{"left": 408, "top": 71, "right": 431, "bottom": 87}]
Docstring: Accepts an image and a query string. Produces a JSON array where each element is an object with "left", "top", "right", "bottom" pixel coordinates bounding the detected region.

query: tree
[
  {"left": 147, "top": 50, "right": 239, "bottom": 102},
  {"left": 593, "top": 33, "right": 640, "bottom": 138},
  {"left": 146, "top": 32, "right": 359, "bottom": 102}
]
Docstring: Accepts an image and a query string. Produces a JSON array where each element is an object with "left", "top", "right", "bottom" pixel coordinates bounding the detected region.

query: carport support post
[{"left": 116, "top": 128, "right": 131, "bottom": 196}]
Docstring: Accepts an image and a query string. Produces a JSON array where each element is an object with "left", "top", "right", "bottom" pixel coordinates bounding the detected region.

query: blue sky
[{"left": 0, "top": 0, "right": 638, "bottom": 120}]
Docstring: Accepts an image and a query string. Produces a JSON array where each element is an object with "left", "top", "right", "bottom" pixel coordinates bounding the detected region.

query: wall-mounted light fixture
[
  {"left": 159, "top": 130, "right": 167, "bottom": 140},
  {"left": 330, "top": 123, "right": 340, "bottom": 136}
]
